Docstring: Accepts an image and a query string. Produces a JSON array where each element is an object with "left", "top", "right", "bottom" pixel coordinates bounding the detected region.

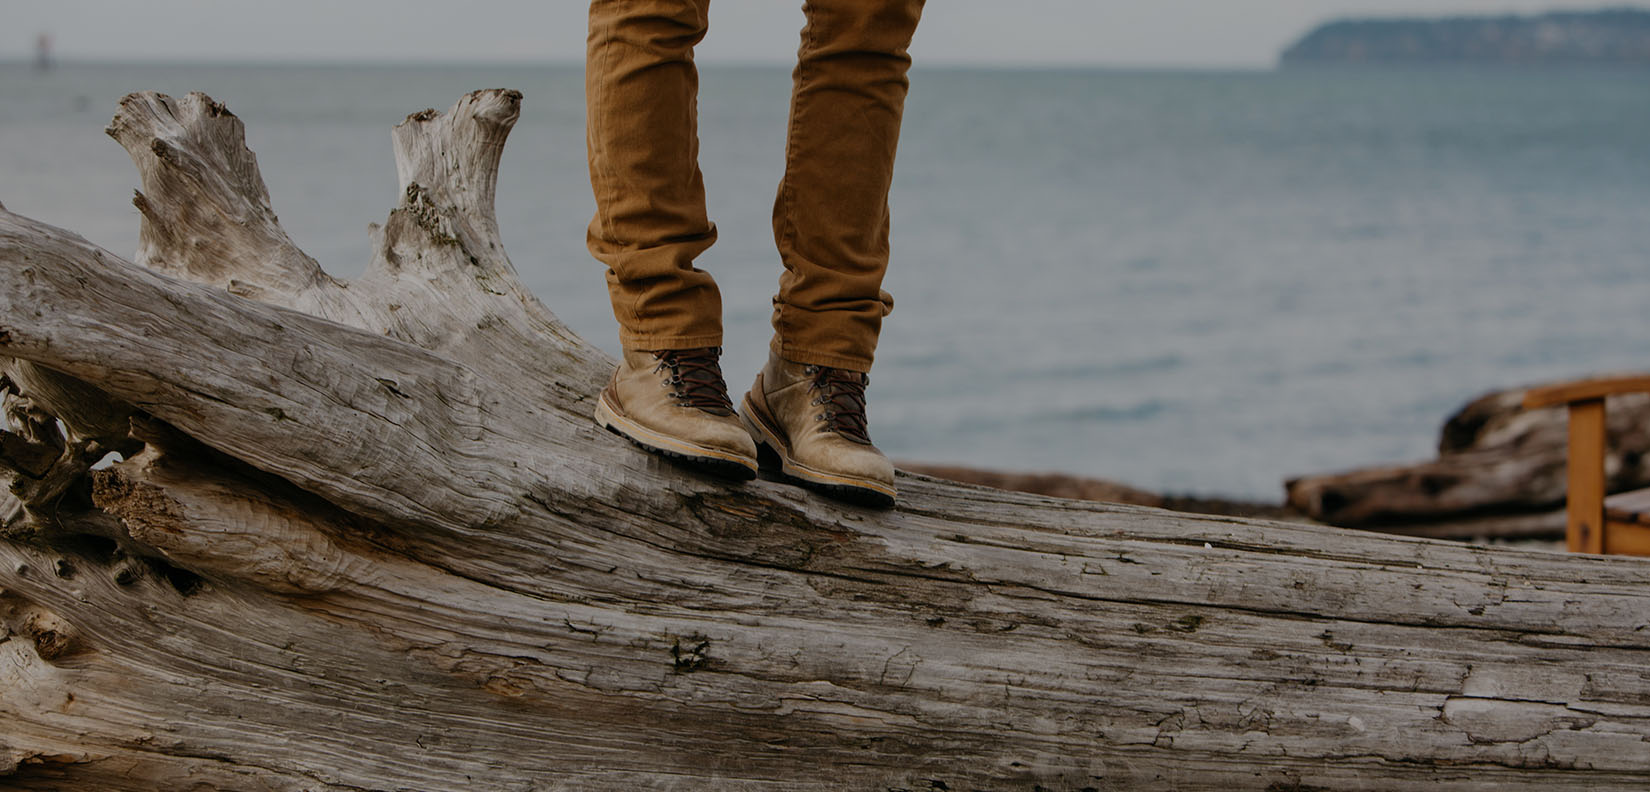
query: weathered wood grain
[{"left": 2, "top": 90, "right": 1648, "bottom": 791}]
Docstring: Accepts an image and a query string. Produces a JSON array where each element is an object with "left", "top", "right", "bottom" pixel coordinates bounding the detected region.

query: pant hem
[
  {"left": 621, "top": 333, "right": 725, "bottom": 352},
  {"left": 772, "top": 338, "right": 873, "bottom": 373}
]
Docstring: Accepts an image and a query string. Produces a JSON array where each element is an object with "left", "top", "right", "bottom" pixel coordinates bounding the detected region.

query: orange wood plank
[
  {"left": 1524, "top": 374, "right": 1650, "bottom": 409},
  {"left": 1566, "top": 398, "right": 1607, "bottom": 555},
  {"left": 1604, "top": 520, "right": 1650, "bottom": 557}
]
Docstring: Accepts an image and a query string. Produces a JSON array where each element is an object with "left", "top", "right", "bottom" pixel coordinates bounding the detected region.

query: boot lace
[
  {"left": 654, "top": 348, "right": 735, "bottom": 417},
  {"left": 806, "top": 365, "right": 872, "bottom": 445}
]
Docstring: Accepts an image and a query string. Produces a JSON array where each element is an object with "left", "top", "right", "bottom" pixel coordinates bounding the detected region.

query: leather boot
[
  {"left": 740, "top": 353, "right": 896, "bottom": 507},
  {"left": 595, "top": 348, "right": 757, "bottom": 480}
]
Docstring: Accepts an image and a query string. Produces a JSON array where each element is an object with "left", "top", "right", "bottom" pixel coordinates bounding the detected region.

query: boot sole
[
  {"left": 595, "top": 392, "right": 757, "bottom": 481},
  {"left": 739, "top": 394, "right": 896, "bottom": 509}
]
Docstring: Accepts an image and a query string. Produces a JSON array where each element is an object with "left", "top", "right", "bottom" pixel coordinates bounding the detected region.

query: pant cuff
[
  {"left": 772, "top": 338, "right": 873, "bottom": 373},
  {"left": 620, "top": 332, "right": 725, "bottom": 352}
]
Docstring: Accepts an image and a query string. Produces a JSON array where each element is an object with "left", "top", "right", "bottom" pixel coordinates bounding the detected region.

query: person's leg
[
  {"left": 587, "top": 0, "right": 721, "bottom": 351},
  {"left": 769, "top": 0, "right": 925, "bottom": 373},
  {"left": 587, "top": 0, "right": 756, "bottom": 478},
  {"left": 742, "top": 0, "right": 925, "bottom": 507}
]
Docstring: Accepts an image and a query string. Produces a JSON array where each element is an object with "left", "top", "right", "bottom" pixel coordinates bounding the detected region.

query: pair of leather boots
[{"left": 594, "top": 348, "right": 896, "bottom": 507}]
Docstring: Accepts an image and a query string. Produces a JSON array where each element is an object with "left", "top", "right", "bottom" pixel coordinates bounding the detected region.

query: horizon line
[{"left": 0, "top": 54, "right": 1279, "bottom": 73}]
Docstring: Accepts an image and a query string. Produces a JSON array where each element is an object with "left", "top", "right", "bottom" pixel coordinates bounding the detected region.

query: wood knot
[
  {"left": 670, "top": 636, "right": 711, "bottom": 673},
  {"left": 401, "top": 183, "right": 460, "bottom": 246},
  {"left": 0, "top": 593, "right": 91, "bottom": 664},
  {"left": 31, "top": 626, "right": 78, "bottom": 661},
  {"left": 149, "top": 139, "right": 179, "bottom": 167}
]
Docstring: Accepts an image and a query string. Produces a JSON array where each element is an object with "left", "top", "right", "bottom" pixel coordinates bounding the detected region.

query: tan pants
[{"left": 586, "top": 0, "right": 924, "bottom": 372}]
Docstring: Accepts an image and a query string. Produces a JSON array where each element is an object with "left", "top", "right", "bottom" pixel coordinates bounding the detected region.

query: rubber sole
[
  {"left": 595, "top": 392, "right": 757, "bottom": 481},
  {"left": 740, "top": 395, "right": 896, "bottom": 509}
]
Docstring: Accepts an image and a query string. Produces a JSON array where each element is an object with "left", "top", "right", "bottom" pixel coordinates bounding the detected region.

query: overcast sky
[{"left": 9, "top": 1, "right": 1650, "bottom": 68}]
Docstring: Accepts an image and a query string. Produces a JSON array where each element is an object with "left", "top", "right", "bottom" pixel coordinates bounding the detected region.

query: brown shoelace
[
  {"left": 654, "top": 348, "right": 735, "bottom": 416},
  {"left": 807, "top": 365, "right": 872, "bottom": 445}
]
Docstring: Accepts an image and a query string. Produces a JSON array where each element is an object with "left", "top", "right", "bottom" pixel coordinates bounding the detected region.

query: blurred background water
[{"left": 2, "top": 62, "right": 1647, "bottom": 499}]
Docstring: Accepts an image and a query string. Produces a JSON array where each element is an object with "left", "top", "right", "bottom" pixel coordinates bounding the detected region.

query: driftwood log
[
  {"left": 1286, "top": 385, "right": 1650, "bottom": 535},
  {"left": 3, "top": 90, "right": 1650, "bottom": 791},
  {"left": 902, "top": 463, "right": 1305, "bottom": 523}
]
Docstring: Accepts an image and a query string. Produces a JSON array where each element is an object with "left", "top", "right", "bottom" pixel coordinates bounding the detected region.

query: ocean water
[{"left": 2, "top": 62, "right": 1648, "bottom": 500}]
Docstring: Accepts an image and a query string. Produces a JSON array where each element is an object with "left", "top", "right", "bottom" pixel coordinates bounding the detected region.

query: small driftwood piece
[
  {"left": 3, "top": 91, "right": 1650, "bottom": 791},
  {"left": 1286, "top": 385, "right": 1650, "bottom": 531}
]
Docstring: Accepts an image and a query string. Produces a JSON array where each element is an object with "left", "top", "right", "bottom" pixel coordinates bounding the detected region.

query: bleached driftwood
[
  {"left": 2, "top": 90, "right": 1649, "bottom": 791},
  {"left": 1286, "top": 385, "right": 1650, "bottom": 531}
]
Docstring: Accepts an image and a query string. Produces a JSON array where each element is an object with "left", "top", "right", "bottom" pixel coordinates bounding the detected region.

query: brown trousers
[{"left": 586, "top": 0, "right": 924, "bottom": 372}]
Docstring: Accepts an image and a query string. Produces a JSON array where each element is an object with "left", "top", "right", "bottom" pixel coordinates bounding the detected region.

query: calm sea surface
[{"left": 2, "top": 62, "right": 1647, "bottom": 499}]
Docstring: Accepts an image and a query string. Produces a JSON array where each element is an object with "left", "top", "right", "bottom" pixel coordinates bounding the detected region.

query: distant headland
[{"left": 1281, "top": 8, "right": 1650, "bottom": 67}]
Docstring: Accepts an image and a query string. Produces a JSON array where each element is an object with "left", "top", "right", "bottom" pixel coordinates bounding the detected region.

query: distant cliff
[{"left": 1281, "top": 9, "right": 1650, "bottom": 66}]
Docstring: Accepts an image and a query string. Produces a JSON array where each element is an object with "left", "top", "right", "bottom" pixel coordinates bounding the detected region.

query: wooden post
[{"left": 1567, "top": 398, "right": 1607, "bottom": 554}]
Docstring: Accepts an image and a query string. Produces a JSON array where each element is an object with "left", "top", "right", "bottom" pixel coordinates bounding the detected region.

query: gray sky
[{"left": 9, "top": 1, "right": 1650, "bottom": 68}]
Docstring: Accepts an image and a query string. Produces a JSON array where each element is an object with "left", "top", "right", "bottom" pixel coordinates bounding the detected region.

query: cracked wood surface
[{"left": 1, "top": 90, "right": 1648, "bottom": 790}]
